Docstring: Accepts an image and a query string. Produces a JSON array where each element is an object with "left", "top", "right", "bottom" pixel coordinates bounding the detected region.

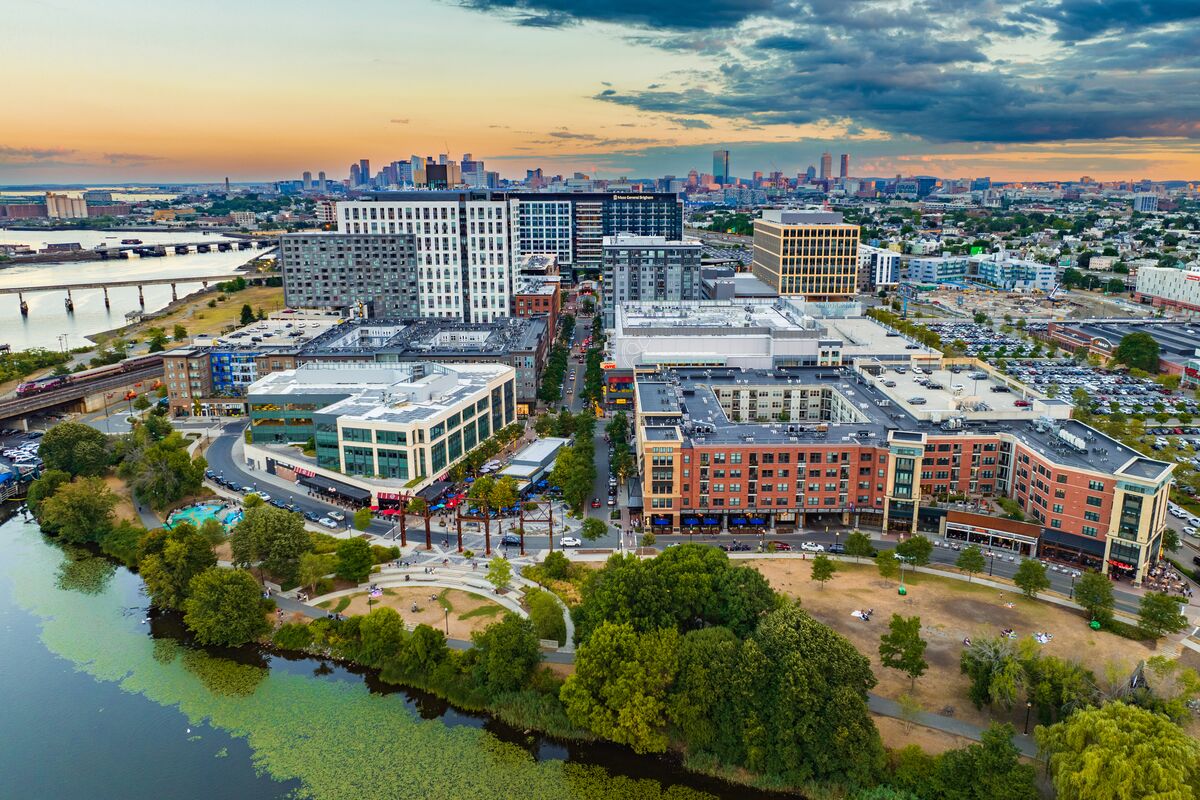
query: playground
[{"left": 168, "top": 501, "right": 244, "bottom": 530}]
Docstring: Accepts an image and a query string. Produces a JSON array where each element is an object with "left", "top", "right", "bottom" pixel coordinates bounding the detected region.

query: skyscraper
[
  {"left": 820, "top": 152, "right": 832, "bottom": 180},
  {"left": 358, "top": 159, "right": 371, "bottom": 187},
  {"left": 350, "top": 163, "right": 361, "bottom": 187},
  {"left": 317, "top": 171, "right": 327, "bottom": 192},
  {"left": 839, "top": 154, "right": 849, "bottom": 179},
  {"left": 805, "top": 165, "right": 816, "bottom": 181},
  {"left": 713, "top": 149, "right": 730, "bottom": 185},
  {"left": 302, "top": 171, "right": 313, "bottom": 189}
]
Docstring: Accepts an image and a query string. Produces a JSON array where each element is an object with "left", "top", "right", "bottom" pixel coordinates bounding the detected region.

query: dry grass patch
[
  {"left": 341, "top": 587, "right": 506, "bottom": 639},
  {"left": 747, "top": 558, "right": 1158, "bottom": 730}
]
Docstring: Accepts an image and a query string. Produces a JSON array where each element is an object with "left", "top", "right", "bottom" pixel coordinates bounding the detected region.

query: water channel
[
  {"left": 0, "top": 229, "right": 257, "bottom": 351},
  {"left": 0, "top": 511, "right": 780, "bottom": 800}
]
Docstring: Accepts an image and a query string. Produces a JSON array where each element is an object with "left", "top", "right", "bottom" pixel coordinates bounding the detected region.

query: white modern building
[
  {"left": 246, "top": 361, "right": 517, "bottom": 500},
  {"left": 336, "top": 192, "right": 516, "bottom": 324},
  {"left": 858, "top": 244, "right": 901, "bottom": 291},
  {"left": 1135, "top": 266, "right": 1200, "bottom": 314}
]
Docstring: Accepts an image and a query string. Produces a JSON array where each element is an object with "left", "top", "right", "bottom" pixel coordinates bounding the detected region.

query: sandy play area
[
  {"left": 332, "top": 587, "right": 507, "bottom": 639},
  {"left": 745, "top": 558, "right": 1160, "bottom": 730}
]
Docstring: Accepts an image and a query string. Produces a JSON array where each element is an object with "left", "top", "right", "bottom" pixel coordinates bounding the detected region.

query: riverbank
[{"left": 0, "top": 512, "right": 773, "bottom": 800}]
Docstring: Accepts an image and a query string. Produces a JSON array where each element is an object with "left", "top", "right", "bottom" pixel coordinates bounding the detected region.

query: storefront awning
[
  {"left": 298, "top": 474, "right": 371, "bottom": 503},
  {"left": 1039, "top": 528, "right": 1106, "bottom": 557}
]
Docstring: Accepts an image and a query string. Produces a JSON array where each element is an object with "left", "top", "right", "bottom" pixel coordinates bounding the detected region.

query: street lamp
[
  {"left": 1023, "top": 700, "right": 1033, "bottom": 735},
  {"left": 444, "top": 606, "right": 450, "bottom": 635}
]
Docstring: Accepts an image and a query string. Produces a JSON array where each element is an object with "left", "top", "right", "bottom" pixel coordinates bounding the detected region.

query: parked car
[
  {"left": 770, "top": 540, "right": 793, "bottom": 551},
  {"left": 328, "top": 510, "right": 346, "bottom": 522},
  {"left": 318, "top": 518, "right": 338, "bottom": 529},
  {"left": 590, "top": 498, "right": 601, "bottom": 508},
  {"left": 1185, "top": 526, "right": 1199, "bottom": 538},
  {"left": 828, "top": 543, "right": 846, "bottom": 554},
  {"left": 607, "top": 496, "right": 616, "bottom": 506},
  {"left": 501, "top": 533, "right": 521, "bottom": 546},
  {"left": 560, "top": 536, "right": 582, "bottom": 547},
  {"left": 800, "top": 541, "right": 825, "bottom": 552},
  {"left": 304, "top": 511, "right": 321, "bottom": 522}
]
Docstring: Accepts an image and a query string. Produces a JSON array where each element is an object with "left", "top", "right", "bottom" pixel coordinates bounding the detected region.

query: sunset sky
[{"left": 5, "top": 0, "right": 1200, "bottom": 184}]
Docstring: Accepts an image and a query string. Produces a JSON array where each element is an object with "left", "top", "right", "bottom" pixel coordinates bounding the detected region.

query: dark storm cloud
[
  {"left": 459, "top": 0, "right": 1200, "bottom": 144},
  {"left": 1036, "top": 0, "right": 1200, "bottom": 43},
  {"left": 456, "top": 0, "right": 777, "bottom": 29}
]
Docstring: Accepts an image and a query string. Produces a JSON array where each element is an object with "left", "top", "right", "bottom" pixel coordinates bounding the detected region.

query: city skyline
[{"left": 4, "top": 0, "right": 1200, "bottom": 183}]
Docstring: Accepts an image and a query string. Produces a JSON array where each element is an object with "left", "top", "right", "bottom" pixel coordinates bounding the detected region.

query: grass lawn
[
  {"left": 340, "top": 587, "right": 505, "bottom": 638},
  {"left": 94, "top": 284, "right": 285, "bottom": 345},
  {"left": 747, "top": 558, "right": 1161, "bottom": 731}
]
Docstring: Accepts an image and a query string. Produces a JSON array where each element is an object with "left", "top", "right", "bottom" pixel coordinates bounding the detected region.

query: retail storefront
[{"left": 943, "top": 511, "right": 1041, "bottom": 556}]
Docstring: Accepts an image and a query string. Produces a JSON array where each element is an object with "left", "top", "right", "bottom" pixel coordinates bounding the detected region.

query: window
[
  {"left": 1088, "top": 480, "right": 1105, "bottom": 491},
  {"left": 1086, "top": 496, "right": 1103, "bottom": 507}
]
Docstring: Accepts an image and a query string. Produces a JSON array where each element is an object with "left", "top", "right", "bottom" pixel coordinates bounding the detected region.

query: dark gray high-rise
[
  {"left": 280, "top": 232, "right": 419, "bottom": 318},
  {"left": 601, "top": 234, "right": 703, "bottom": 328}
]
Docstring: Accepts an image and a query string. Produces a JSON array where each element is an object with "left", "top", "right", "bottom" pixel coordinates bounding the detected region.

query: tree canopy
[
  {"left": 1037, "top": 702, "right": 1200, "bottom": 800},
  {"left": 1112, "top": 331, "right": 1160, "bottom": 373},
  {"left": 183, "top": 568, "right": 272, "bottom": 646},
  {"left": 139, "top": 522, "right": 218, "bottom": 610},
  {"left": 39, "top": 422, "right": 112, "bottom": 476}
]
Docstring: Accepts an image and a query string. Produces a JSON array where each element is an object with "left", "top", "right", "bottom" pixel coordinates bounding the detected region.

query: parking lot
[
  {"left": 923, "top": 321, "right": 1028, "bottom": 356},
  {"left": 1001, "top": 359, "right": 1199, "bottom": 416},
  {"left": 0, "top": 429, "right": 44, "bottom": 477}
]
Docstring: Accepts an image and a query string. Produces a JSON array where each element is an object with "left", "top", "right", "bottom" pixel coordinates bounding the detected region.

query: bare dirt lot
[{"left": 746, "top": 558, "right": 1160, "bottom": 730}]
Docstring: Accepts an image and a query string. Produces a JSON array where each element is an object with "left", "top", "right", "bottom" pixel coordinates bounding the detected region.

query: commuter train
[{"left": 16, "top": 353, "right": 162, "bottom": 397}]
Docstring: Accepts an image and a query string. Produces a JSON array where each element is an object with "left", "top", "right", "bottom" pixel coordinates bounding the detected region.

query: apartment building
[
  {"left": 601, "top": 234, "right": 703, "bottom": 328},
  {"left": 634, "top": 365, "right": 1172, "bottom": 584},
  {"left": 751, "top": 209, "right": 860, "bottom": 301},
  {"left": 280, "top": 232, "right": 421, "bottom": 318},
  {"left": 335, "top": 192, "right": 516, "bottom": 323}
]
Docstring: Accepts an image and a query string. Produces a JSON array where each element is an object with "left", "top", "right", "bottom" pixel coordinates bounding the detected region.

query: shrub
[
  {"left": 526, "top": 587, "right": 567, "bottom": 645},
  {"left": 272, "top": 623, "right": 315, "bottom": 651}
]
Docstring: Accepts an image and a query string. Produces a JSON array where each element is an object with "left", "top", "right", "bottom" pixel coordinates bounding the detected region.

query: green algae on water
[{"left": 3, "top": 519, "right": 718, "bottom": 800}]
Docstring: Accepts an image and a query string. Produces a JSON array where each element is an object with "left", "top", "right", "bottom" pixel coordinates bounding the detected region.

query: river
[
  {"left": 0, "top": 229, "right": 260, "bottom": 351},
  {"left": 0, "top": 512, "right": 774, "bottom": 800}
]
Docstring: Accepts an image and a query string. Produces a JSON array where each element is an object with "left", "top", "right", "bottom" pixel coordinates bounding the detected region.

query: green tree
[
  {"left": 485, "top": 555, "right": 512, "bottom": 592},
  {"left": 741, "top": 603, "right": 884, "bottom": 785},
  {"left": 936, "top": 723, "right": 1039, "bottom": 800},
  {"left": 353, "top": 507, "right": 373, "bottom": 531},
  {"left": 26, "top": 469, "right": 72, "bottom": 520},
  {"left": 668, "top": 626, "right": 743, "bottom": 757},
  {"left": 172, "top": 323, "right": 188, "bottom": 341},
  {"left": 489, "top": 475, "right": 519, "bottom": 516},
  {"left": 139, "top": 523, "right": 218, "bottom": 610},
  {"left": 183, "top": 568, "right": 271, "bottom": 646},
  {"left": 845, "top": 529, "right": 873, "bottom": 562},
  {"left": 1013, "top": 558, "right": 1050, "bottom": 598},
  {"left": 39, "top": 422, "right": 111, "bottom": 477},
  {"left": 956, "top": 544, "right": 986, "bottom": 582},
  {"left": 895, "top": 535, "right": 933, "bottom": 566},
  {"left": 471, "top": 613, "right": 541, "bottom": 696},
  {"left": 132, "top": 394, "right": 151, "bottom": 411},
  {"left": 714, "top": 565, "right": 777, "bottom": 638},
  {"left": 560, "top": 621, "right": 680, "bottom": 754},
  {"left": 549, "top": 445, "right": 591, "bottom": 513},
  {"left": 1075, "top": 571, "right": 1115, "bottom": 624},
  {"left": 121, "top": 435, "right": 206, "bottom": 510},
  {"left": 960, "top": 636, "right": 1024, "bottom": 710},
  {"left": 296, "top": 552, "right": 330, "bottom": 594},
  {"left": 1037, "top": 702, "right": 1200, "bottom": 800},
  {"left": 810, "top": 553, "right": 836, "bottom": 588},
  {"left": 580, "top": 517, "right": 607, "bottom": 541},
  {"left": 1113, "top": 331, "right": 1161, "bottom": 372},
  {"left": 879, "top": 614, "right": 928, "bottom": 689},
  {"left": 358, "top": 606, "right": 408, "bottom": 664},
  {"left": 146, "top": 327, "right": 169, "bottom": 353},
  {"left": 334, "top": 537, "right": 373, "bottom": 583},
  {"left": 1138, "top": 591, "right": 1188, "bottom": 638},
  {"left": 877, "top": 550, "right": 901, "bottom": 583},
  {"left": 240, "top": 303, "right": 255, "bottom": 325},
  {"left": 228, "top": 504, "right": 310, "bottom": 584},
  {"left": 540, "top": 550, "right": 571, "bottom": 580},
  {"left": 38, "top": 476, "right": 118, "bottom": 545},
  {"left": 525, "top": 587, "right": 567, "bottom": 645}
]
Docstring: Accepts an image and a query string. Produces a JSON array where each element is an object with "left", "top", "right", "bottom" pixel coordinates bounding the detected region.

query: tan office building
[{"left": 751, "top": 209, "right": 860, "bottom": 300}]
